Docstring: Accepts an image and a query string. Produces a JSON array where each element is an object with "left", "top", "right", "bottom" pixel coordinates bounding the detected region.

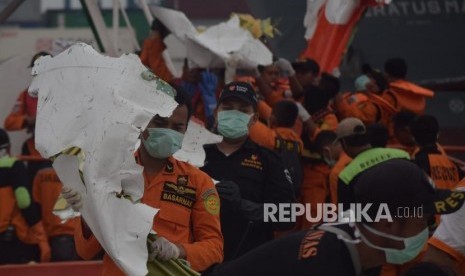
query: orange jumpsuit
[
  {"left": 263, "top": 78, "right": 291, "bottom": 107},
  {"left": 0, "top": 157, "right": 50, "bottom": 262},
  {"left": 140, "top": 36, "right": 174, "bottom": 83},
  {"left": 249, "top": 121, "right": 303, "bottom": 153},
  {"left": 4, "top": 90, "right": 37, "bottom": 131},
  {"left": 32, "top": 168, "right": 76, "bottom": 237},
  {"left": 310, "top": 107, "right": 339, "bottom": 141},
  {"left": 328, "top": 153, "right": 352, "bottom": 204},
  {"left": 334, "top": 92, "right": 380, "bottom": 125},
  {"left": 299, "top": 161, "right": 331, "bottom": 230},
  {"left": 74, "top": 157, "right": 223, "bottom": 275},
  {"left": 4, "top": 90, "right": 41, "bottom": 158}
]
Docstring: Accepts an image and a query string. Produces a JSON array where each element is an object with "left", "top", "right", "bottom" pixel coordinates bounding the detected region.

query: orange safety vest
[
  {"left": 383, "top": 80, "right": 434, "bottom": 115},
  {"left": 32, "top": 168, "right": 76, "bottom": 238},
  {"left": 0, "top": 157, "right": 38, "bottom": 245},
  {"left": 334, "top": 92, "right": 380, "bottom": 125}
]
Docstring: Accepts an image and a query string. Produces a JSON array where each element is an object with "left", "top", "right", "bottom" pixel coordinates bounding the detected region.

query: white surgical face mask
[{"left": 356, "top": 224, "right": 429, "bottom": 265}]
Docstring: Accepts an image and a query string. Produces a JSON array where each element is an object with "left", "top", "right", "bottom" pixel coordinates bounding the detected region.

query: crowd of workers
[{"left": 1, "top": 19, "right": 465, "bottom": 276}]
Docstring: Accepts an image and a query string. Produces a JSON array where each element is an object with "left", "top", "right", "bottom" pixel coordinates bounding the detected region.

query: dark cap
[
  {"left": 292, "top": 58, "right": 320, "bottom": 74},
  {"left": 353, "top": 159, "right": 465, "bottom": 216},
  {"left": 336, "top": 117, "right": 366, "bottom": 140},
  {"left": 0, "top": 128, "right": 10, "bottom": 148},
  {"left": 29, "top": 51, "right": 51, "bottom": 68},
  {"left": 219, "top": 81, "right": 258, "bottom": 107}
]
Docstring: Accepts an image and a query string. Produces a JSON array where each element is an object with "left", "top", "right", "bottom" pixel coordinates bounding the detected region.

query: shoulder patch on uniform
[
  {"left": 203, "top": 193, "right": 220, "bottom": 216},
  {"left": 201, "top": 188, "right": 216, "bottom": 199}
]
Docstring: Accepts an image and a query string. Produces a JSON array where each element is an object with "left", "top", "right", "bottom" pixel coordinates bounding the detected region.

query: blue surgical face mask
[
  {"left": 142, "top": 128, "right": 184, "bottom": 159},
  {"left": 217, "top": 110, "right": 253, "bottom": 139},
  {"left": 357, "top": 223, "right": 429, "bottom": 265}
]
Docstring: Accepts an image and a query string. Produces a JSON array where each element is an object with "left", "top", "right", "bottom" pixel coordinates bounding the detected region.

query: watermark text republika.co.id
[{"left": 264, "top": 203, "right": 424, "bottom": 223}]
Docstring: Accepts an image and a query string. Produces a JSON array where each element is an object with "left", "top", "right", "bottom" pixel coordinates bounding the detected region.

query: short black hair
[
  {"left": 171, "top": 84, "right": 193, "bottom": 121},
  {"left": 410, "top": 115, "right": 439, "bottom": 146},
  {"left": 314, "top": 130, "right": 338, "bottom": 152},
  {"left": 272, "top": 101, "right": 298, "bottom": 128},
  {"left": 367, "top": 123, "right": 388, "bottom": 148},
  {"left": 319, "top": 73, "right": 340, "bottom": 99},
  {"left": 384, "top": 58, "right": 408, "bottom": 79},
  {"left": 341, "top": 133, "right": 370, "bottom": 148},
  {"left": 29, "top": 51, "right": 51, "bottom": 67},
  {"left": 0, "top": 128, "right": 9, "bottom": 148},
  {"left": 294, "top": 59, "right": 320, "bottom": 75},
  {"left": 393, "top": 110, "right": 417, "bottom": 129}
]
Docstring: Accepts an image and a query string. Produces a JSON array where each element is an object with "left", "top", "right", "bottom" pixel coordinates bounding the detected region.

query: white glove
[
  {"left": 149, "top": 237, "right": 180, "bottom": 261},
  {"left": 295, "top": 102, "right": 312, "bottom": 122},
  {"left": 274, "top": 58, "right": 295, "bottom": 76},
  {"left": 61, "top": 187, "right": 83, "bottom": 211}
]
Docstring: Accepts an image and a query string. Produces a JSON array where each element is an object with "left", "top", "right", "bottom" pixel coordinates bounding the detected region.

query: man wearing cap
[
  {"left": 336, "top": 117, "right": 410, "bottom": 210},
  {"left": 203, "top": 159, "right": 465, "bottom": 276},
  {"left": 291, "top": 58, "right": 320, "bottom": 99},
  {"left": 201, "top": 81, "right": 295, "bottom": 261},
  {"left": 0, "top": 128, "right": 50, "bottom": 264}
]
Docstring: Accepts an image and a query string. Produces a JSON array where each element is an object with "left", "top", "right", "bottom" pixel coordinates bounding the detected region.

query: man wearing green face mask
[
  {"left": 203, "top": 159, "right": 465, "bottom": 276},
  {"left": 201, "top": 81, "right": 296, "bottom": 261},
  {"left": 67, "top": 86, "right": 224, "bottom": 275}
]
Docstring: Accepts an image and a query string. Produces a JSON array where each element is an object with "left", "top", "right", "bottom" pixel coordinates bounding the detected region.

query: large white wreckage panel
[{"left": 29, "top": 43, "right": 178, "bottom": 275}]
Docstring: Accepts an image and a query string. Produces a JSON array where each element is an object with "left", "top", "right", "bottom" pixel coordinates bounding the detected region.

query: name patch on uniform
[
  {"left": 299, "top": 229, "right": 325, "bottom": 259},
  {"left": 241, "top": 154, "right": 263, "bottom": 170},
  {"left": 161, "top": 182, "right": 196, "bottom": 209}
]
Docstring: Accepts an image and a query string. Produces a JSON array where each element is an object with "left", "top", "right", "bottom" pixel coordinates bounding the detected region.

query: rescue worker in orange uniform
[
  {"left": 4, "top": 51, "right": 52, "bottom": 179},
  {"left": 249, "top": 100, "right": 304, "bottom": 197},
  {"left": 249, "top": 100, "right": 303, "bottom": 153},
  {"left": 63, "top": 87, "right": 223, "bottom": 275},
  {"left": 139, "top": 19, "right": 174, "bottom": 83},
  {"left": 0, "top": 128, "right": 50, "bottom": 264},
  {"left": 298, "top": 131, "right": 342, "bottom": 229},
  {"left": 333, "top": 74, "right": 382, "bottom": 125},
  {"left": 410, "top": 115, "right": 464, "bottom": 190},
  {"left": 382, "top": 58, "right": 434, "bottom": 115},
  {"left": 301, "top": 72, "right": 339, "bottom": 141},
  {"left": 32, "top": 168, "right": 78, "bottom": 261},
  {"left": 255, "top": 63, "right": 292, "bottom": 107},
  {"left": 291, "top": 58, "right": 320, "bottom": 98}
]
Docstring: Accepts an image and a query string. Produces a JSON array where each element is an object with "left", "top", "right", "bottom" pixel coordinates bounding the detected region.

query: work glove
[
  {"left": 30, "top": 222, "right": 51, "bottom": 262},
  {"left": 62, "top": 187, "right": 83, "bottom": 211},
  {"left": 295, "top": 102, "right": 312, "bottom": 122},
  {"left": 149, "top": 236, "right": 181, "bottom": 261},
  {"left": 274, "top": 58, "right": 295, "bottom": 76},
  {"left": 216, "top": 181, "right": 242, "bottom": 209},
  {"left": 199, "top": 70, "right": 218, "bottom": 119}
]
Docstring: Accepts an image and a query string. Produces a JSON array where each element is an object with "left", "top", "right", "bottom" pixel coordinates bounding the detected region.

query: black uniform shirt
[
  {"left": 203, "top": 224, "right": 382, "bottom": 276},
  {"left": 202, "top": 139, "right": 295, "bottom": 260}
]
